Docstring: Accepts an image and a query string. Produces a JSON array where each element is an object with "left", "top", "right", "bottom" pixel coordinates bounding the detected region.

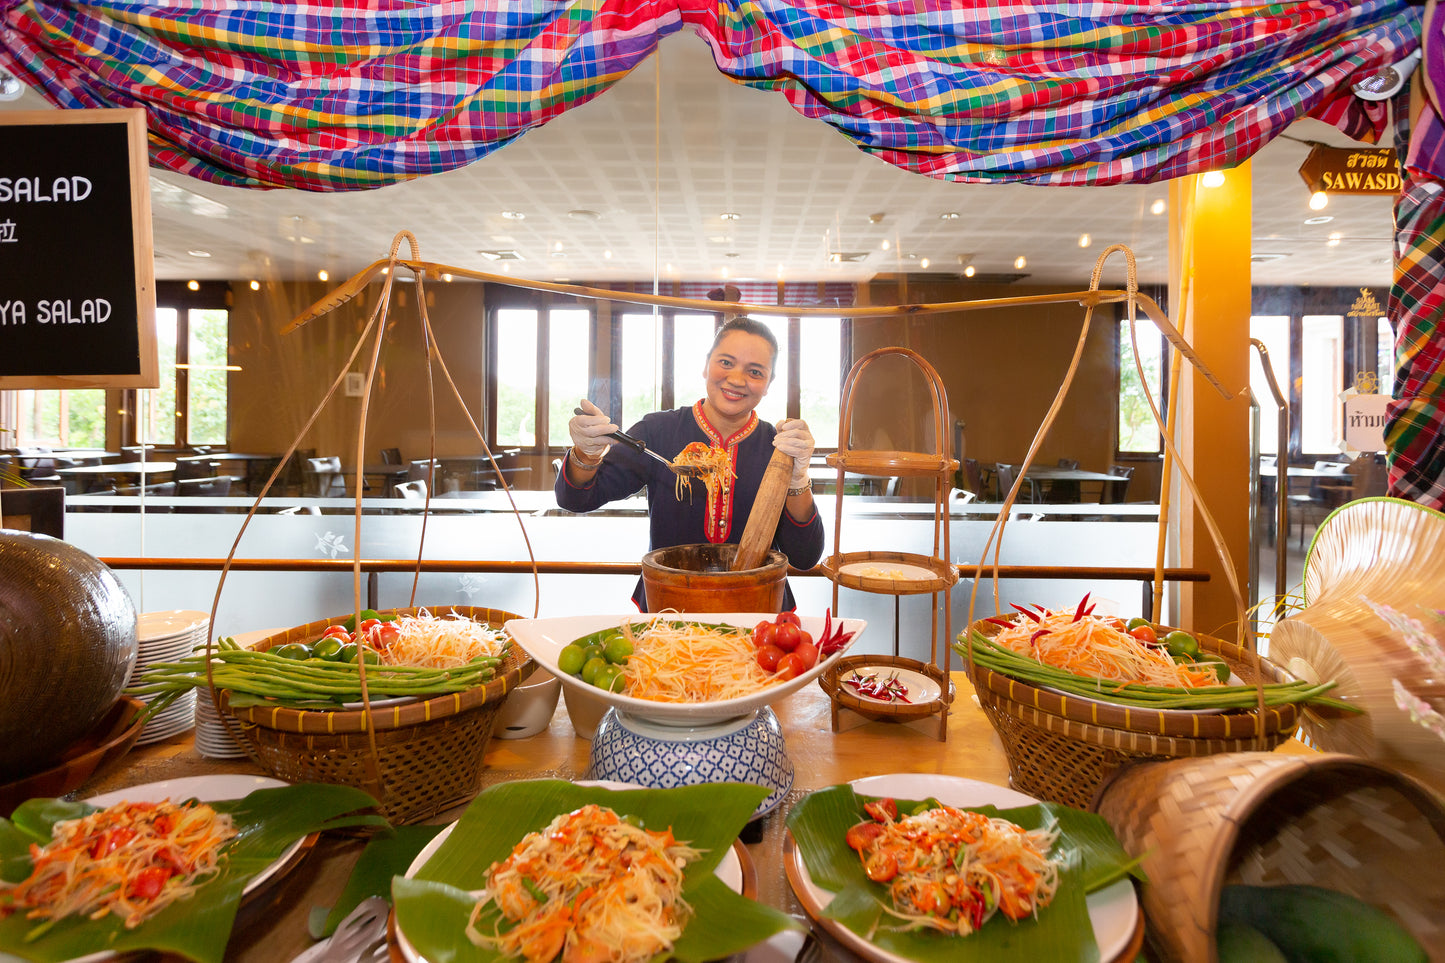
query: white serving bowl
[
  {"left": 492, "top": 663, "right": 562, "bottom": 739},
  {"left": 504, "top": 613, "right": 866, "bottom": 727}
]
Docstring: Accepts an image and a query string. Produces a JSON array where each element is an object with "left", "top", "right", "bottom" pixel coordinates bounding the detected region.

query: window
[
  {"left": 799, "top": 316, "right": 843, "bottom": 446},
  {"left": 1377, "top": 317, "right": 1394, "bottom": 393},
  {"left": 1249, "top": 315, "right": 1291, "bottom": 455},
  {"left": 1300, "top": 315, "right": 1344, "bottom": 455},
  {"left": 13, "top": 389, "right": 106, "bottom": 447},
  {"left": 494, "top": 308, "right": 540, "bottom": 446},
  {"left": 490, "top": 301, "right": 596, "bottom": 448},
  {"left": 1117, "top": 316, "right": 1166, "bottom": 454}
]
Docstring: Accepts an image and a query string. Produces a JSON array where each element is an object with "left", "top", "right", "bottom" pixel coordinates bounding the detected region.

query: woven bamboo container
[
  {"left": 1268, "top": 497, "right": 1445, "bottom": 796},
  {"left": 963, "top": 619, "right": 1300, "bottom": 809},
  {"left": 216, "top": 605, "right": 527, "bottom": 824},
  {"left": 1093, "top": 751, "right": 1445, "bottom": 963}
]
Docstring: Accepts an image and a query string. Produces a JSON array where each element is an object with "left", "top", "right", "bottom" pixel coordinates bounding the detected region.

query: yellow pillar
[{"left": 1168, "top": 166, "right": 1254, "bottom": 641}]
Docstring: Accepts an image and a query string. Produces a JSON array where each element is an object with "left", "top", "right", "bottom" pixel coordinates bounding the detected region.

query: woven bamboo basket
[
  {"left": 963, "top": 619, "right": 1300, "bottom": 809},
  {"left": 1268, "top": 497, "right": 1445, "bottom": 797},
  {"left": 1093, "top": 751, "right": 1445, "bottom": 963},
  {"left": 215, "top": 605, "right": 527, "bottom": 824}
]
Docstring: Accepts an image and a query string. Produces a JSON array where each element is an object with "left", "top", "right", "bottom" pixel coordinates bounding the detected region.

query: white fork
[{"left": 290, "top": 896, "right": 390, "bottom": 963}]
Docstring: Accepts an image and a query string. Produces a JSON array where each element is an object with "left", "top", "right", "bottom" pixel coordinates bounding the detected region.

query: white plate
[
  {"left": 786, "top": 774, "right": 1139, "bottom": 963},
  {"left": 137, "top": 610, "right": 209, "bottom": 642},
  {"left": 839, "top": 561, "right": 940, "bottom": 582},
  {"left": 836, "top": 666, "right": 942, "bottom": 706},
  {"left": 505, "top": 613, "right": 866, "bottom": 726},
  {"left": 394, "top": 781, "right": 745, "bottom": 963},
  {"left": 0, "top": 777, "right": 306, "bottom": 963}
]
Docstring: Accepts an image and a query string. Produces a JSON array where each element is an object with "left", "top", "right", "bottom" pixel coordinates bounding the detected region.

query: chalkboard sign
[{"left": 0, "top": 108, "right": 157, "bottom": 389}]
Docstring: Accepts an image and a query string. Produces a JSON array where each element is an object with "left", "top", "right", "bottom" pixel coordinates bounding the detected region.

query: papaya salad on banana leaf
[{"left": 956, "top": 596, "right": 1355, "bottom": 713}]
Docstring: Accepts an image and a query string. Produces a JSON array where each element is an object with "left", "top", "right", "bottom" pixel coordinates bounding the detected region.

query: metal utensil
[
  {"left": 573, "top": 409, "right": 705, "bottom": 476},
  {"left": 290, "top": 896, "right": 389, "bottom": 963}
]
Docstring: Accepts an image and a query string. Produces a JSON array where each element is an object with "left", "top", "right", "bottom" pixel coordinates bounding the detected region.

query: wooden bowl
[{"left": 0, "top": 695, "right": 146, "bottom": 816}]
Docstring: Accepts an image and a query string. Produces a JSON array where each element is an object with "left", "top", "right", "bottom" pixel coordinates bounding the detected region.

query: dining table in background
[
  {"left": 1022, "top": 467, "right": 1126, "bottom": 503},
  {"left": 186, "top": 453, "right": 285, "bottom": 494},
  {"left": 53, "top": 460, "right": 178, "bottom": 494}
]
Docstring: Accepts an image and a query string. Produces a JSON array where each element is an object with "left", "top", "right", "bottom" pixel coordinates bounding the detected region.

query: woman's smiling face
[{"left": 701, "top": 330, "right": 774, "bottom": 430}]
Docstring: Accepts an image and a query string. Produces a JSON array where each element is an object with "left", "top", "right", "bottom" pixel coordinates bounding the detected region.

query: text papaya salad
[{"left": 0, "top": 798, "right": 237, "bottom": 930}]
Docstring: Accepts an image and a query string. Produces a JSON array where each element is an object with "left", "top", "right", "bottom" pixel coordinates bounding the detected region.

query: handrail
[{"left": 100, "top": 556, "right": 1208, "bottom": 612}]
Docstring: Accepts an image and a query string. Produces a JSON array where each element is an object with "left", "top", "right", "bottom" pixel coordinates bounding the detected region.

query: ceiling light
[
  {"left": 442, "top": 273, "right": 453, "bottom": 282},
  {"left": 1201, "top": 170, "right": 1226, "bottom": 188},
  {"left": 187, "top": 249, "right": 211, "bottom": 258},
  {"left": 603, "top": 250, "right": 612, "bottom": 259},
  {"left": 1327, "top": 232, "right": 1343, "bottom": 247},
  {"left": 720, "top": 212, "right": 740, "bottom": 221},
  {"left": 567, "top": 209, "right": 601, "bottom": 220},
  {"left": 1309, "top": 191, "right": 1329, "bottom": 211},
  {"left": 868, "top": 213, "right": 886, "bottom": 224},
  {"left": 724, "top": 252, "right": 741, "bottom": 258},
  {"left": 318, "top": 270, "right": 329, "bottom": 281},
  {"left": 939, "top": 212, "right": 960, "bottom": 220},
  {"left": 1014, "top": 255, "right": 1027, "bottom": 270},
  {"left": 1150, "top": 199, "right": 1166, "bottom": 216},
  {"left": 550, "top": 251, "right": 567, "bottom": 259},
  {"left": 1353, "top": 48, "right": 1421, "bottom": 101},
  {"left": 501, "top": 210, "right": 525, "bottom": 220},
  {"left": 1303, "top": 214, "right": 1334, "bottom": 225},
  {"left": 249, "top": 279, "right": 260, "bottom": 291},
  {"left": 881, "top": 239, "right": 891, "bottom": 251},
  {"left": 187, "top": 280, "right": 199, "bottom": 291},
  {"left": 553, "top": 241, "right": 563, "bottom": 251},
  {"left": 478, "top": 250, "right": 523, "bottom": 260},
  {"left": 828, "top": 252, "right": 870, "bottom": 263},
  {"left": 920, "top": 258, "right": 930, "bottom": 268},
  {"left": 964, "top": 265, "right": 976, "bottom": 277},
  {"left": 1077, "top": 234, "right": 1091, "bottom": 248}
]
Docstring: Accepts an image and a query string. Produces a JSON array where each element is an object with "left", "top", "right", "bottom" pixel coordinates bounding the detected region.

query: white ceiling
[{"left": 4, "top": 32, "right": 1398, "bottom": 290}]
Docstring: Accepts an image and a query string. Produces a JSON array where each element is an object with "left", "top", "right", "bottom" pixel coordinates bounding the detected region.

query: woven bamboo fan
[
  {"left": 1268, "top": 497, "right": 1445, "bottom": 796},
  {"left": 1093, "top": 751, "right": 1445, "bottom": 963}
]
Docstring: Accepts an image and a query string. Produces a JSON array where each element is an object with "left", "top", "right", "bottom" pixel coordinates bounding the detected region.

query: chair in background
[
  {"left": 305, "top": 456, "right": 346, "bottom": 497},
  {"left": 176, "top": 475, "right": 232, "bottom": 511},
  {"left": 1289, "top": 461, "right": 1352, "bottom": 548},
  {"left": 174, "top": 457, "right": 219, "bottom": 481},
  {"left": 14, "top": 447, "right": 63, "bottom": 485},
  {"left": 1101, "top": 465, "right": 1134, "bottom": 503},
  {"left": 1, "top": 486, "right": 65, "bottom": 538},
  {"left": 992, "top": 463, "right": 1037, "bottom": 503},
  {"left": 1046, "top": 457, "right": 1081, "bottom": 502},
  {"left": 380, "top": 447, "right": 403, "bottom": 465},
  {"left": 115, "top": 481, "right": 177, "bottom": 510},
  {"left": 962, "top": 457, "right": 985, "bottom": 498}
]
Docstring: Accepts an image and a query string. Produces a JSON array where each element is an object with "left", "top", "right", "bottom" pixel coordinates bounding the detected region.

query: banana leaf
[
  {"left": 393, "top": 779, "right": 801, "bottom": 963},
  {"left": 786, "top": 785, "right": 1142, "bottom": 963},
  {"left": 0, "top": 783, "right": 387, "bottom": 963},
  {"left": 312, "top": 823, "right": 445, "bottom": 938}
]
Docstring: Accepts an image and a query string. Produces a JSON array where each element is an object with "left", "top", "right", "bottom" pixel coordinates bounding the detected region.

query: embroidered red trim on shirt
[{"left": 692, "top": 401, "right": 757, "bottom": 543}]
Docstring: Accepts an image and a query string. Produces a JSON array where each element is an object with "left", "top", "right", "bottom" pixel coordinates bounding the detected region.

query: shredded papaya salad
[
  {"left": 620, "top": 616, "right": 777, "bottom": 703},
  {"left": 844, "top": 798, "right": 1060, "bottom": 937},
  {"left": 670, "top": 441, "right": 733, "bottom": 502},
  {"left": 0, "top": 798, "right": 237, "bottom": 930},
  {"left": 986, "top": 601, "right": 1223, "bottom": 688},
  {"left": 466, "top": 803, "right": 703, "bottom": 963}
]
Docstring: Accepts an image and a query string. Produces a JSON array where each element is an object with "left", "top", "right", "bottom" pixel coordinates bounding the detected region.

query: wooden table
[
  {"left": 81, "top": 673, "right": 1019, "bottom": 962},
  {"left": 1023, "top": 467, "right": 1125, "bottom": 502}
]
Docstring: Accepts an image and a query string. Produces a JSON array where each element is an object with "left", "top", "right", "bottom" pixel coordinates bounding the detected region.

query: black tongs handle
[{"left": 573, "top": 408, "right": 672, "bottom": 468}]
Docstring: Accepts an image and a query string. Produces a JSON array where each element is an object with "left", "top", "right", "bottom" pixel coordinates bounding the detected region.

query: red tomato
[
  {"left": 755, "top": 644, "right": 785, "bottom": 673},
  {"left": 775, "top": 611, "right": 801, "bottom": 626},
  {"left": 128, "top": 866, "right": 173, "bottom": 901},
  {"left": 372, "top": 622, "right": 400, "bottom": 649},
  {"left": 774, "top": 652, "right": 807, "bottom": 681},
  {"left": 1130, "top": 625, "right": 1158, "bottom": 644},
  {"left": 844, "top": 821, "right": 885, "bottom": 851},
  {"left": 774, "top": 622, "right": 802, "bottom": 652},
  {"left": 863, "top": 797, "right": 898, "bottom": 822},
  {"left": 359, "top": 618, "right": 381, "bottom": 632},
  {"left": 322, "top": 625, "right": 350, "bottom": 641},
  {"left": 752, "top": 620, "right": 775, "bottom": 649},
  {"left": 793, "top": 639, "right": 818, "bottom": 670}
]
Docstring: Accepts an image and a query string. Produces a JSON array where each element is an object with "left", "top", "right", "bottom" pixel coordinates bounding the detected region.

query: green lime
[
  {"left": 1125, "top": 617, "right": 1152, "bottom": 631},
  {"left": 581, "top": 656, "right": 608, "bottom": 685},
  {"left": 273, "top": 642, "right": 313, "bottom": 660},
  {"left": 1198, "top": 659, "right": 1231, "bottom": 683},
  {"left": 603, "top": 636, "right": 634, "bottom": 665},
  {"left": 340, "top": 643, "right": 381, "bottom": 665},
  {"left": 312, "top": 637, "right": 345, "bottom": 661},
  {"left": 582, "top": 643, "right": 606, "bottom": 663},
  {"left": 557, "top": 644, "right": 588, "bottom": 676},
  {"left": 1163, "top": 631, "right": 1201, "bottom": 658},
  {"left": 592, "top": 664, "right": 625, "bottom": 693}
]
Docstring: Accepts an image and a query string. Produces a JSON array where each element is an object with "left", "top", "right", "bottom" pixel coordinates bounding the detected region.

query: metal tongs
[{"left": 574, "top": 408, "right": 705, "bottom": 476}]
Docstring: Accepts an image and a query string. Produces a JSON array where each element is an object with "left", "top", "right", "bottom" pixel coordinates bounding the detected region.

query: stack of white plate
[
  {"left": 131, "top": 609, "right": 208, "bottom": 746},
  {"left": 193, "top": 688, "right": 248, "bottom": 759}
]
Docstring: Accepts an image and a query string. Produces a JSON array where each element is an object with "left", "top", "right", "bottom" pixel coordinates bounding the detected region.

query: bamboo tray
[{"left": 819, "top": 550, "right": 958, "bottom": 595}]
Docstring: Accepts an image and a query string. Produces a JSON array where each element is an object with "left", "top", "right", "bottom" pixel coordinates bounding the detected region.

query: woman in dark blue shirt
[{"left": 555, "top": 317, "right": 824, "bottom": 610}]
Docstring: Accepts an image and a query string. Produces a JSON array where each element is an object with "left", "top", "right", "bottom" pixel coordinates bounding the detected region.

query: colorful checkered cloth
[{"left": 0, "top": 0, "right": 1420, "bottom": 190}]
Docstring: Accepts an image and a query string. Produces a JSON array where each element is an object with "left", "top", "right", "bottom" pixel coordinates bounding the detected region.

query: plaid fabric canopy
[{"left": 0, "top": 0, "right": 1420, "bottom": 191}]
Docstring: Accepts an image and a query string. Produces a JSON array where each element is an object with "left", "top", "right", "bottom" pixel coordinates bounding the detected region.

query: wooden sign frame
[{"left": 0, "top": 108, "right": 157, "bottom": 389}]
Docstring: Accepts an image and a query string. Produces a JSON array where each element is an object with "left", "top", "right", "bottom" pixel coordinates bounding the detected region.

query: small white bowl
[
  {"left": 492, "top": 665, "right": 561, "bottom": 739},
  {"left": 562, "top": 683, "right": 610, "bottom": 740}
]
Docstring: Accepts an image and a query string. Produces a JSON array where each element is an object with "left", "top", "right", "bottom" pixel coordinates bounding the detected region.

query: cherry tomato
[
  {"left": 358, "top": 618, "right": 381, "bottom": 633},
  {"left": 845, "top": 821, "right": 885, "bottom": 851},
  {"left": 774, "top": 622, "right": 801, "bottom": 652},
  {"left": 862, "top": 848, "right": 899, "bottom": 882},
  {"left": 322, "top": 625, "right": 350, "bottom": 641},
  {"left": 863, "top": 798, "right": 898, "bottom": 822},
  {"left": 793, "top": 639, "right": 818, "bottom": 670},
  {"left": 128, "top": 866, "right": 173, "bottom": 901},
  {"left": 774, "top": 652, "right": 807, "bottom": 681},
  {"left": 752, "top": 620, "right": 775, "bottom": 649},
  {"left": 1129, "top": 625, "right": 1158, "bottom": 644},
  {"left": 775, "top": 611, "right": 801, "bottom": 626},
  {"left": 755, "top": 644, "right": 785, "bottom": 673},
  {"left": 372, "top": 622, "right": 400, "bottom": 649}
]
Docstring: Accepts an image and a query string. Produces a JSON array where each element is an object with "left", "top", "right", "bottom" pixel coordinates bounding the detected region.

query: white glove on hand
[
  {"left": 773, "top": 419, "right": 815, "bottom": 488},
  {"left": 568, "top": 399, "right": 616, "bottom": 462}
]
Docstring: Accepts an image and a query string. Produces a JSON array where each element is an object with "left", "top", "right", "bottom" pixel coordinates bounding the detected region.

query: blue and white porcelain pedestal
[{"left": 585, "top": 705, "right": 794, "bottom": 819}]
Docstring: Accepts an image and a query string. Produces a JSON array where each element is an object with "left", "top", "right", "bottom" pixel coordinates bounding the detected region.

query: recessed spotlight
[
  {"left": 920, "top": 258, "right": 930, "bottom": 268},
  {"left": 1303, "top": 215, "right": 1334, "bottom": 225},
  {"left": 550, "top": 251, "right": 567, "bottom": 259},
  {"left": 248, "top": 279, "right": 260, "bottom": 291},
  {"left": 603, "top": 250, "right": 612, "bottom": 259},
  {"left": 720, "top": 212, "right": 740, "bottom": 221},
  {"left": 1078, "top": 234, "right": 1091, "bottom": 248},
  {"left": 318, "top": 270, "right": 329, "bottom": 282},
  {"left": 553, "top": 241, "right": 563, "bottom": 251},
  {"left": 1150, "top": 199, "right": 1166, "bottom": 216},
  {"left": 501, "top": 210, "right": 525, "bottom": 220},
  {"left": 881, "top": 239, "right": 891, "bottom": 251},
  {"left": 442, "top": 273, "right": 453, "bottom": 282},
  {"left": 187, "top": 249, "right": 211, "bottom": 258},
  {"left": 1309, "top": 191, "right": 1329, "bottom": 211},
  {"left": 1014, "top": 255, "right": 1027, "bottom": 270},
  {"left": 964, "top": 265, "right": 976, "bottom": 277},
  {"left": 1201, "top": 170, "right": 1226, "bottom": 188},
  {"left": 939, "top": 212, "right": 960, "bottom": 220},
  {"left": 187, "top": 280, "right": 199, "bottom": 291},
  {"left": 1327, "top": 232, "right": 1343, "bottom": 247}
]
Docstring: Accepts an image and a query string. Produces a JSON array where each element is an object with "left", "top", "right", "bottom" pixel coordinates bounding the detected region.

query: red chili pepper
[
  {"left": 1029, "top": 628, "right": 1051, "bottom": 646},
  {"left": 1072, "top": 592, "right": 1092, "bottom": 622},
  {"left": 1010, "top": 604, "right": 1042, "bottom": 623}
]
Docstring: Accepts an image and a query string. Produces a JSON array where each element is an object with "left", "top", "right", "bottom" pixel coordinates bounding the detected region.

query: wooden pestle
[{"left": 731, "top": 448, "right": 796, "bottom": 572}]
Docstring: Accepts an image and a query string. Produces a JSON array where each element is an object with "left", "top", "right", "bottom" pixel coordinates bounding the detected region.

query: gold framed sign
[{"left": 0, "top": 108, "right": 158, "bottom": 388}]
